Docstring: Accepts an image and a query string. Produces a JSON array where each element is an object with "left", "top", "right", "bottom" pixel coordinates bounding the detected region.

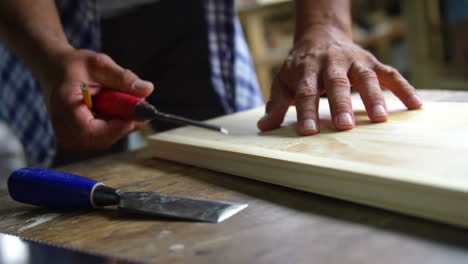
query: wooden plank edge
[
  {"left": 150, "top": 132, "right": 468, "bottom": 193},
  {"left": 149, "top": 139, "right": 468, "bottom": 228}
]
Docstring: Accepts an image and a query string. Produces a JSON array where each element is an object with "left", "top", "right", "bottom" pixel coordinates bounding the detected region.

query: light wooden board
[{"left": 149, "top": 98, "right": 468, "bottom": 227}]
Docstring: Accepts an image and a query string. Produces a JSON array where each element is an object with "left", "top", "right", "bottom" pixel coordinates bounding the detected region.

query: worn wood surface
[
  {"left": 149, "top": 92, "right": 468, "bottom": 227},
  {"left": 0, "top": 90, "right": 468, "bottom": 264}
]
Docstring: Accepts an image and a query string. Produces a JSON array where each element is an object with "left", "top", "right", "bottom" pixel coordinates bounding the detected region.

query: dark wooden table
[{"left": 1, "top": 90, "right": 468, "bottom": 264}]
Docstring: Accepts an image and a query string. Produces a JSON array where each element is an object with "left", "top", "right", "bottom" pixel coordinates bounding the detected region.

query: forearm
[
  {"left": 0, "top": 1, "right": 73, "bottom": 83},
  {"left": 294, "top": 0, "right": 352, "bottom": 41}
]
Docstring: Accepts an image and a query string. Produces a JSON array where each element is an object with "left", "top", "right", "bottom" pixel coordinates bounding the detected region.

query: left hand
[{"left": 257, "top": 26, "right": 423, "bottom": 135}]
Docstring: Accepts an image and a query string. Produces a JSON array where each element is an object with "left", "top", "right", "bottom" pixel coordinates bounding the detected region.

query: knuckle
[
  {"left": 293, "top": 54, "right": 319, "bottom": 71},
  {"left": 357, "top": 68, "right": 377, "bottom": 80},
  {"left": 295, "top": 60, "right": 309, "bottom": 75},
  {"left": 302, "top": 52, "right": 320, "bottom": 60},
  {"left": 364, "top": 50, "right": 377, "bottom": 61},
  {"left": 333, "top": 100, "right": 352, "bottom": 112},
  {"left": 90, "top": 53, "right": 112, "bottom": 68},
  {"left": 118, "top": 69, "right": 136, "bottom": 85},
  {"left": 334, "top": 95, "right": 351, "bottom": 105},
  {"left": 327, "top": 75, "right": 350, "bottom": 88},
  {"left": 386, "top": 69, "right": 399, "bottom": 78},
  {"left": 324, "top": 52, "right": 343, "bottom": 66},
  {"left": 298, "top": 74, "right": 318, "bottom": 89},
  {"left": 295, "top": 87, "right": 319, "bottom": 100},
  {"left": 366, "top": 91, "right": 384, "bottom": 102},
  {"left": 379, "top": 65, "right": 399, "bottom": 78}
]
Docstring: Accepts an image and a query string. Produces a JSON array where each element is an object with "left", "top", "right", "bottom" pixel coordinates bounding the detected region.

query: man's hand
[
  {"left": 0, "top": 1, "right": 154, "bottom": 150},
  {"left": 42, "top": 49, "right": 154, "bottom": 150},
  {"left": 257, "top": 0, "right": 422, "bottom": 135}
]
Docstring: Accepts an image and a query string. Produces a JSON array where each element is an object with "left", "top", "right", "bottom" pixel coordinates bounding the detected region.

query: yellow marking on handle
[{"left": 80, "top": 82, "right": 93, "bottom": 109}]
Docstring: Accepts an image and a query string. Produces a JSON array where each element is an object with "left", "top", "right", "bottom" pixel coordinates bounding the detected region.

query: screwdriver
[{"left": 82, "top": 83, "right": 229, "bottom": 134}]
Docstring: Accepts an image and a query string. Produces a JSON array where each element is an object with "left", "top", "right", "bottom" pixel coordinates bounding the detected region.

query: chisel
[
  {"left": 82, "top": 83, "right": 229, "bottom": 134},
  {"left": 8, "top": 168, "right": 247, "bottom": 223}
]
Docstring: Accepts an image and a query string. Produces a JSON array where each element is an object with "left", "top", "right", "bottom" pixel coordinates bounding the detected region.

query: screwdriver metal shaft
[{"left": 152, "top": 110, "right": 229, "bottom": 134}]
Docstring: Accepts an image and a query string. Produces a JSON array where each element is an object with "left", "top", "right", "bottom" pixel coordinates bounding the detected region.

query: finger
[
  {"left": 349, "top": 63, "right": 388, "bottom": 122},
  {"left": 88, "top": 85, "right": 102, "bottom": 95},
  {"left": 324, "top": 66, "right": 354, "bottom": 131},
  {"left": 294, "top": 70, "right": 320, "bottom": 135},
  {"left": 60, "top": 105, "right": 144, "bottom": 150},
  {"left": 374, "top": 63, "right": 422, "bottom": 109},
  {"left": 89, "top": 53, "right": 154, "bottom": 98},
  {"left": 257, "top": 74, "right": 293, "bottom": 131}
]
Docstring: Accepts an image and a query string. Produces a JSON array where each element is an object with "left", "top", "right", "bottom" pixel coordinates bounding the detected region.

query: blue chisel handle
[{"left": 8, "top": 168, "right": 119, "bottom": 209}]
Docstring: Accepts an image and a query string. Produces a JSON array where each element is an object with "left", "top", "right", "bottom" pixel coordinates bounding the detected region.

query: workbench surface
[{"left": 1, "top": 90, "right": 468, "bottom": 264}]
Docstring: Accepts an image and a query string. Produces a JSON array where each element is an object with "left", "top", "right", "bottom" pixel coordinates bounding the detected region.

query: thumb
[{"left": 89, "top": 53, "right": 154, "bottom": 97}]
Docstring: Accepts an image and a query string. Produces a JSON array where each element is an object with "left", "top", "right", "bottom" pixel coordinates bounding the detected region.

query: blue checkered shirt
[
  {"left": 0, "top": 0, "right": 262, "bottom": 168},
  {"left": 204, "top": 0, "right": 264, "bottom": 113},
  {"left": 0, "top": 1, "right": 100, "bottom": 167}
]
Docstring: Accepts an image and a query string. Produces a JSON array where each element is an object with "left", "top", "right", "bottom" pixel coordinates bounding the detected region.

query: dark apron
[{"left": 101, "top": 0, "right": 227, "bottom": 131}]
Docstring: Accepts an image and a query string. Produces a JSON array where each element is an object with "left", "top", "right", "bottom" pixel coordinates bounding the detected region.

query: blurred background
[{"left": 237, "top": 0, "right": 468, "bottom": 100}]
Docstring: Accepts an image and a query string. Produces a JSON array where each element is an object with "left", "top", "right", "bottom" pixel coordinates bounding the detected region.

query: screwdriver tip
[{"left": 220, "top": 127, "right": 229, "bottom": 135}]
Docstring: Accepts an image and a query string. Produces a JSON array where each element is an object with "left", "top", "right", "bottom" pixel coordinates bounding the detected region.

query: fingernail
[
  {"left": 337, "top": 113, "right": 353, "bottom": 126},
  {"left": 132, "top": 80, "right": 152, "bottom": 91},
  {"left": 303, "top": 119, "right": 317, "bottom": 132},
  {"left": 373, "top": 104, "right": 387, "bottom": 117},
  {"left": 408, "top": 94, "right": 422, "bottom": 107}
]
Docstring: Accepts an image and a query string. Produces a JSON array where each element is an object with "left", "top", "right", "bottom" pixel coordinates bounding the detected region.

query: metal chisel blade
[{"left": 117, "top": 191, "right": 247, "bottom": 223}]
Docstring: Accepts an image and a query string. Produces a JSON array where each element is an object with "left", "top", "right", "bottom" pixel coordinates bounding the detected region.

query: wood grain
[
  {"left": 1, "top": 148, "right": 468, "bottom": 264},
  {"left": 0, "top": 91, "right": 467, "bottom": 264},
  {"left": 149, "top": 96, "right": 468, "bottom": 227}
]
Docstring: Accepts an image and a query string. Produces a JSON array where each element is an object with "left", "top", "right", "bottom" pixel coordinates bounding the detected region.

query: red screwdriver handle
[
  {"left": 91, "top": 88, "right": 227, "bottom": 132},
  {"left": 93, "top": 89, "right": 144, "bottom": 120}
]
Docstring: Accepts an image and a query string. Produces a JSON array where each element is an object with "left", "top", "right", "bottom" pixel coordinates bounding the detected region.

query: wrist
[
  {"left": 33, "top": 43, "right": 74, "bottom": 84},
  {"left": 294, "top": 0, "right": 352, "bottom": 43},
  {"left": 33, "top": 43, "right": 75, "bottom": 108},
  {"left": 294, "top": 25, "right": 352, "bottom": 45}
]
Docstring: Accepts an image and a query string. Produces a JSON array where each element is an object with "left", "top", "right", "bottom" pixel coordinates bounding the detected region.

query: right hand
[{"left": 39, "top": 48, "right": 154, "bottom": 150}]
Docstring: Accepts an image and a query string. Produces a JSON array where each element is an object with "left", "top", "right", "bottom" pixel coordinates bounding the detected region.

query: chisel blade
[{"left": 117, "top": 191, "right": 247, "bottom": 223}]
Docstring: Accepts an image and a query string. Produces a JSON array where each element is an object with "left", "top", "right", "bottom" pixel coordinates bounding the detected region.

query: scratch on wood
[
  {"left": 169, "top": 243, "right": 185, "bottom": 252},
  {"left": 155, "top": 230, "right": 172, "bottom": 239},
  {"left": 18, "top": 213, "right": 61, "bottom": 233}
]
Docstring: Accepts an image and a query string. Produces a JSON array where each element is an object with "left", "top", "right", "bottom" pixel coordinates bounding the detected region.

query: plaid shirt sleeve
[
  {"left": 0, "top": 0, "right": 100, "bottom": 167},
  {"left": 204, "top": 0, "right": 264, "bottom": 114}
]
